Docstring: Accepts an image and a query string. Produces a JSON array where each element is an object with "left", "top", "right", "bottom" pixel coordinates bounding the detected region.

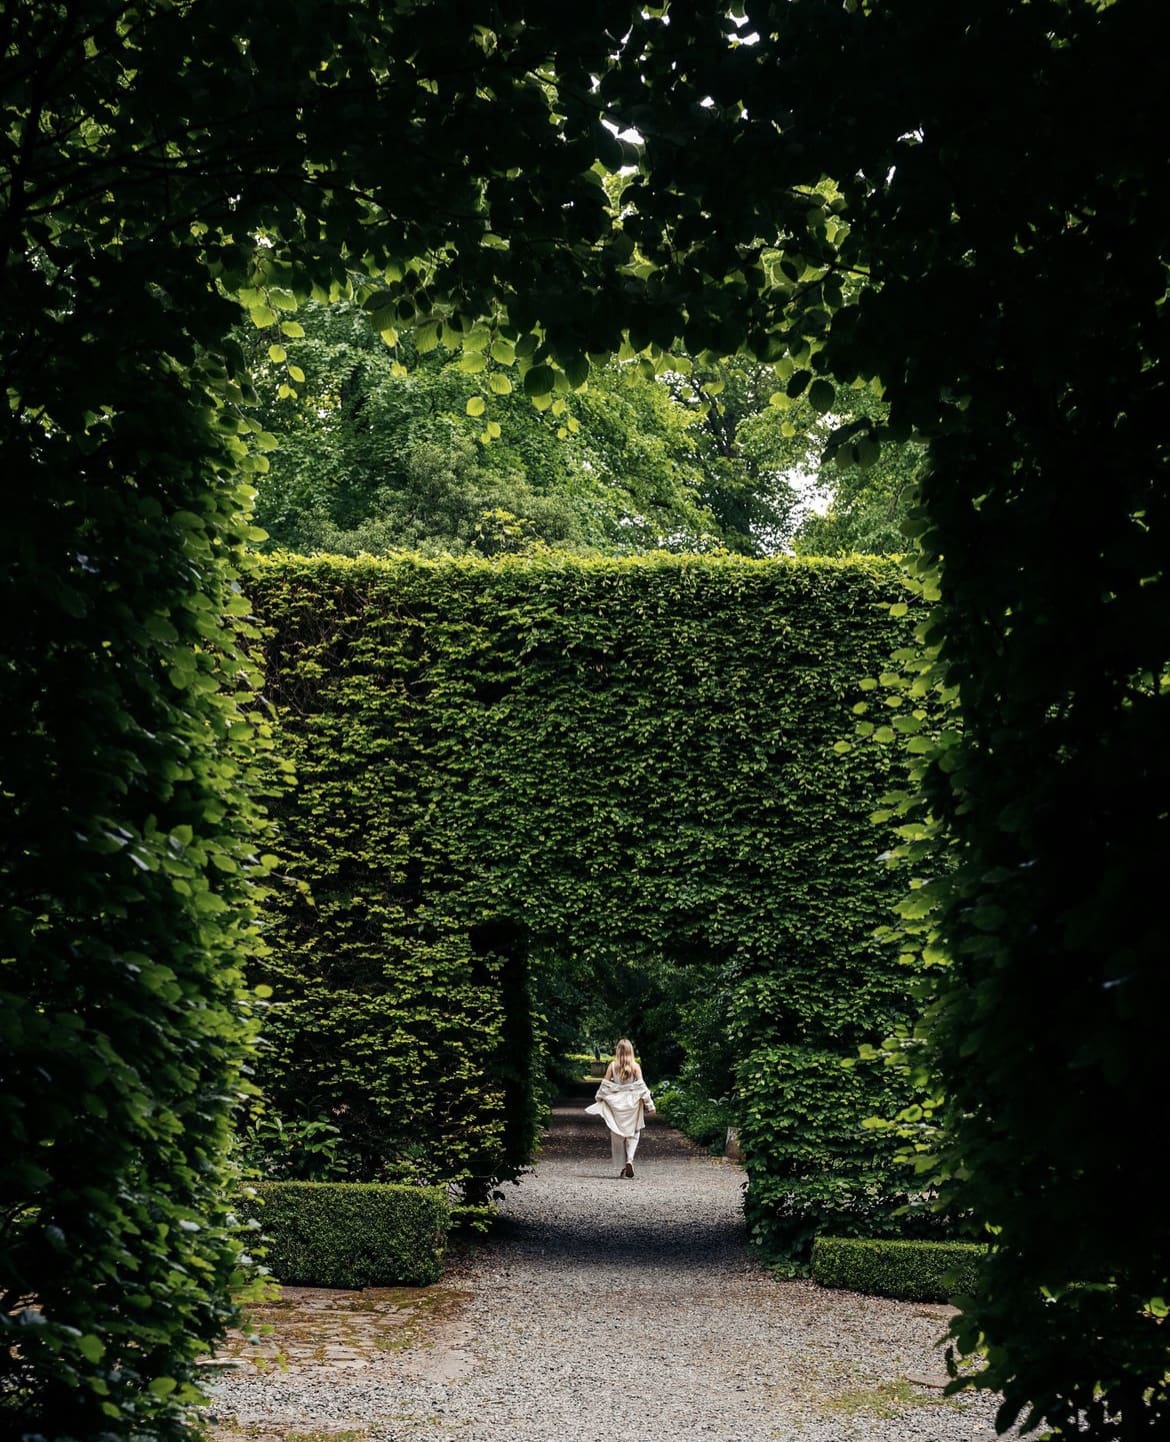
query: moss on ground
[{"left": 821, "top": 1377, "right": 958, "bottom": 1420}]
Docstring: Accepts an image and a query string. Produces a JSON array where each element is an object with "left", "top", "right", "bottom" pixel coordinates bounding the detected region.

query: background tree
[
  {"left": 664, "top": 358, "right": 805, "bottom": 552},
  {"left": 246, "top": 304, "right": 921, "bottom": 560},
  {"left": 244, "top": 302, "right": 726, "bottom": 556},
  {"left": 668, "top": 360, "right": 924, "bottom": 555}
]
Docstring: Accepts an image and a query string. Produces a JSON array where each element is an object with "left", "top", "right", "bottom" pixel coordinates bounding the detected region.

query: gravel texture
[{"left": 207, "top": 1096, "right": 1007, "bottom": 1441}]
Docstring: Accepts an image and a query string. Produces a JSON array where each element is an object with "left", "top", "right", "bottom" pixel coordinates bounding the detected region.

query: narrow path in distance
[{"left": 209, "top": 1096, "right": 1005, "bottom": 1442}]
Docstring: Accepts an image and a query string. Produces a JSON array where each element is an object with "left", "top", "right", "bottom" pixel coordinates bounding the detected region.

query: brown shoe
[{"left": 623, "top": 1162, "right": 634, "bottom": 1178}]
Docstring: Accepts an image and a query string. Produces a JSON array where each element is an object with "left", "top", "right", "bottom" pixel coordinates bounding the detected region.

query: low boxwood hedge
[
  {"left": 811, "top": 1235, "right": 986, "bottom": 1302},
  {"left": 240, "top": 1181, "right": 450, "bottom": 1288}
]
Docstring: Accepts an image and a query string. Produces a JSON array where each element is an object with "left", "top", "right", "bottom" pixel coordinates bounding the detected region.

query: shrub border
[
  {"left": 811, "top": 1235, "right": 985, "bottom": 1302},
  {"left": 240, "top": 1181, "right": 450, "bottom": 1288}
]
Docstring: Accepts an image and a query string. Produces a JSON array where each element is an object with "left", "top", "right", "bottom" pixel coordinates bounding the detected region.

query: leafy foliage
[
  {"left": 2, "top": 5, "right": 716, "bottom": 1431},
  {"left": 6, "top": 0, "right": 1166, "bottom": 1436},
  {"left": 246, "top": 305, "right": 919, "bottom": 561},
  {"left": 240, "top": 1182, "right": 448, "bottom": 1288},
  {"left": 664, "top": 360, "right": 922, "bottom": 556},
  {"left": 662, "top": 360, "right": 805, "bottom": 552},
  {"left": 244, "top": 303, "right": 725, "bottom": 557},
  {"left": 652, "top": 1081, "right": 734, "bottom": 1155},
  {"left": 767, "top": 6, "right": 1170, "bottom": 1433},
  {"left": 245, "top": 878, "right": 539, "bottom": 1197},
  {"left": 552, "top": 948, "right": 697, "bottom": 1081},
  {"left": 1, "top": 9, "right": 283, "bottom": 1424},
  {"left": 737, "top": 1045, "right": 952, "bottom": 1262},
  {"left": 235, "top": 1112, "right": 358, "bottom": 1182},
  {"left": 253, "top": 552, "right": 922, "bottom": 1257},
  {"left": 788, "top": 392, "right": 925, "bottom": 557}
]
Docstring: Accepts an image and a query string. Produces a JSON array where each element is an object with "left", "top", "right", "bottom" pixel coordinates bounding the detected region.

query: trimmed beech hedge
[
  {"left": 812, "top": 1236, "right": 985, "bottom": 1303},
  {"left": 252, "top": 552, "right": 923, "bottom": 1252},
  {"left": 241, "top": 1182, "right": 449, "bottom": 1288}
]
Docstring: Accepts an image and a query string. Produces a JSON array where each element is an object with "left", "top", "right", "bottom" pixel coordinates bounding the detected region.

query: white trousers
[{"left": 610, "top": 1129, "right": 640, "bottom": 1169}]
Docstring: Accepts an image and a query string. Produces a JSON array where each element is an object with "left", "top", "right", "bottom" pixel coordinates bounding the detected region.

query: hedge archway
[{"left": 252, "top": 550, "right": 934, "bottom": 1257}]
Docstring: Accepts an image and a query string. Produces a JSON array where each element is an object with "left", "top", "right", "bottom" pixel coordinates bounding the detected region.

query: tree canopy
[
  {"left": 3, "top": 2, "right": 1167, "bottom": 1439},
  {"left": 244, "top": 301, "right": 900, "bottom": 558},
  {"left": 244, "top": 301, "right": 726, "bottom": 556}
]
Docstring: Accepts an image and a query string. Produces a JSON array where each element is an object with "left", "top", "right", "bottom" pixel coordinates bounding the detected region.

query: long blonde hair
[{"left": 613, "top": 1038, "right": 639, "bottom": 1082}]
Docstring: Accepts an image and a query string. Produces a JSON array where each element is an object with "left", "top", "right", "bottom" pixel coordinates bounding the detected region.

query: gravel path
[{"left": 208, "top": 1097, "right": 1006, "bottom": 1441}]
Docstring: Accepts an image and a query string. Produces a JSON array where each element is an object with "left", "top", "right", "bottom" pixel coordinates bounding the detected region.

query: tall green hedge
[
  {"left": 0, "top": 317, "right": 275, "bottom": 1439},
  {"left": 253, "top": 552, "right": 924, "bottom": 1252}
]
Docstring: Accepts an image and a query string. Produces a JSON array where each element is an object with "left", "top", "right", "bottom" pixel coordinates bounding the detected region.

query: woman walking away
[{"left": 585, "top": 1038, "right": 656, "bottom": 1177}]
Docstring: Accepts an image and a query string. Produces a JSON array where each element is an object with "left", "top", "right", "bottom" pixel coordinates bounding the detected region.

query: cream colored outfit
[{"left": 585, "top": 1072, "right": 655, "bottom": 1172}]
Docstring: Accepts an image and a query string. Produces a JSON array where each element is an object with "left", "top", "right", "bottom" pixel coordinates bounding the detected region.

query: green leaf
[
  {"left": 523, "top": 364, "right": 555, "bottom": 399},
  {"left": 466, "top": 395, "right": 486, "bottom": 416},
  {"left": 808, "top": 379, "right": 835, "bottom": 413},
  {"left": 77, "top": 1334, "right": 105, "bottom": 1364},
  {"left": 563, "top": 354, "right": 590, "bottom": 388},
  {"left": 415, "top": 321, "right": 441, "bottom": 353}
]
